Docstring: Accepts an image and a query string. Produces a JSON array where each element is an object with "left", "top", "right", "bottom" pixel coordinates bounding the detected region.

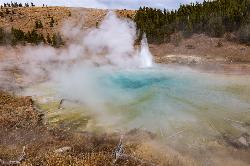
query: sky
[{"left": 0, "top": 0, "right": 204, "bottom": 9}]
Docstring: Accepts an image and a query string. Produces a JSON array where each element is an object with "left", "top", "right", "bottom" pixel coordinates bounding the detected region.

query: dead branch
[
  {"left": 167, "top": 130, "right": 185, "bottom": 139},
  {"left": 159, "top": 127, "right": 164, "bottom": 137},
  {"left": 58, "top": 98, "right": 81, "bottom": 109},
  {"left": 113, "top": 134, "right": 124, "bottom": 164},
  {"left": 113, "top": 134, "right": 157, "bottom": 166},
  {"left": 58, "top": 99, "right": 65, "bottom": 109},
  {"left": 0, "top": 146, "right": 26, "bottom": 165}
]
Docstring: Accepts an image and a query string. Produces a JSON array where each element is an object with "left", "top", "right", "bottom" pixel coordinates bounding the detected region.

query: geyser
[{"left": 139, "top": 34, "right": 153, "bottom": 68}]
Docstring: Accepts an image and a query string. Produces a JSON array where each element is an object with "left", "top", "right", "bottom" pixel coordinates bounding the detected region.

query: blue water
[
  {"left": 26, "top": 65, "right": 250, "bottom": 141},
  {"left": 22, "top": 65, "right": 250, "bottom": 162},
  {"left": 78, "top": 67, "right": 249, "bottom": 135}
]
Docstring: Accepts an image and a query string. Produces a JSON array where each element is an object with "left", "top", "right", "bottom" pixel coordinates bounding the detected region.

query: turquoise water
[
  {"left": 24, "top": 65, "right": 250, "bottom": 142},
  {"left": 97, "top": 67, "right": 250, "bottom": 134}
]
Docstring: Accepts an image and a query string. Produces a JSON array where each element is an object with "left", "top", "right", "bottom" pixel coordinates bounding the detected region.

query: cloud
[{"left": 0, "top": 0, "right": 204, "bottom": 9}]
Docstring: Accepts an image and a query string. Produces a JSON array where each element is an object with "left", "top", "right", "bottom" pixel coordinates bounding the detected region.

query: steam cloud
[
  {"left": 1, "top": 11, "right": 250, "bottom": 137},
  {"left": 0, "top": 11, "right": 153, "bottom": 121}
]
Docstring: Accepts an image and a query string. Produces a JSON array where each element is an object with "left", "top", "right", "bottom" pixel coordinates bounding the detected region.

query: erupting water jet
[{"left": 139, "top": 34, "right": 153, "bottom": 68}]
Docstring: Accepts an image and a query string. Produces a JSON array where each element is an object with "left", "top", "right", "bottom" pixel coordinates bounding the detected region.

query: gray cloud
[{"left": 0, "top": 0, "right": 204, "bottom": 9}]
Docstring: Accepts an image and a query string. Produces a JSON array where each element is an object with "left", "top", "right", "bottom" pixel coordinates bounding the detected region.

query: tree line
[
  {"left": 0, "top": 27, "right": 64, "bottom": 48},
  {"left": 1, "top": 2, "right": 36, "bottom": 8},
  {"left": 134, "top": 0, "right": 250, "bottom": 45}
]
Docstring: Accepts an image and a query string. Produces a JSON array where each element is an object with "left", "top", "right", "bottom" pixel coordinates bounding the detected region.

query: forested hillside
[
  {"left": 0, "top": 2, "right": 69, "bottom": 47},
  {"left": 135, "top": 0, "right": 250, "bottom": 44}
]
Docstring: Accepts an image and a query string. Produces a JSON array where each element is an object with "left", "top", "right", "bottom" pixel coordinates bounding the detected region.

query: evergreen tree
[
  {"left": 11, "top": 27, "right": 25, "bottom": 43},
  {"left": 52, "top": 33, "right": 64, "bottom": 48},
  {"left": 0, "top": 11, "right": 4, "bottom": 17},
  {"left": 39, "top": 34, "right": 46, "bottom": 44},
  {"left": 46, "top": 33, "right": 52, "bottom": 45},
  {"left": 0, "top": 27, "right": 4, "bottom": 44},
  {"left": 52, "top": 34, "right": 57, "bottom": 47},
  {"left": 50, "top": 17, "right": 55, "bottom": 27},
  {"left": 35, "top": 20, "right": 43, "bottom": 29}
]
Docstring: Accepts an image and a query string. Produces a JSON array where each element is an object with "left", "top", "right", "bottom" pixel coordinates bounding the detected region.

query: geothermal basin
[{"left": 1, "top": 11, "right": 249, "bottom": 165}]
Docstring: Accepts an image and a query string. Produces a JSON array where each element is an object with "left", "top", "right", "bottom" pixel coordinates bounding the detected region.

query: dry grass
[
  {"left": 0, "top": 7, "right": 135, "bottom": 37},
  {"left": 0, "top": 7, "right": 71, "bottom": 35},
  {"left": 0, "top": 91, "right": 41, "bottom": 129}
]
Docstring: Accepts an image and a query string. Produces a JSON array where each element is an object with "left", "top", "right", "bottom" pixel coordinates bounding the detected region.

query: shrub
[
  {"left": 238, "top": 24, "right": 250, "bottom": 45},
  {"left": 11, "top": 27, "right": 25, "bottom": 45},
  {"left": 0, "top": 27, "right": 5, "bottom": 44},
  {"left": 216, "top": 41, "right": 223, "bottom": 47},
  {"left": 170, "top": 32, "right": 183, "bottom": 47}
]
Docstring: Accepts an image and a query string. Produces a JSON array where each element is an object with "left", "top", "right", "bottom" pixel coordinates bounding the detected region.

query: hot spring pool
[{"left": 22, "top": 65, "right": 250, "bottom": 146}]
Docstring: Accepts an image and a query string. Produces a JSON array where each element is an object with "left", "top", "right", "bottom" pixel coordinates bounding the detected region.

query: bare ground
[{"left": 152, "top": 34, "right": 250, "bottom": 65}]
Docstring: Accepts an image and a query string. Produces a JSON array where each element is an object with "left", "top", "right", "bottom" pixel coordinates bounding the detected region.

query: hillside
[
  {"left": 152, "top": 34, "right": 250, "bottom": 65},
  {"left": 0, "top": 7, "right": 135, "bottom": 36},
  {"left": 0, "top": 7, "right": 71, "bottom": 35},
  {"left": 0, "top": 6, "right": 250, "bottom": 65}
]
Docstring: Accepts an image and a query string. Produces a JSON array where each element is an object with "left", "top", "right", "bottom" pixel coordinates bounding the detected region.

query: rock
[
  {"left": 222, "top": 133, "right": 250, "bottom": 149},
  {"left": 185, "top": 44, "right": 195, "bottom": 49},
  {"left": 238, "top": 137, "right": 248, "bottom": 147},
  {"left": 54, "top": 146, "right": 72, "bottom": 153}
]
